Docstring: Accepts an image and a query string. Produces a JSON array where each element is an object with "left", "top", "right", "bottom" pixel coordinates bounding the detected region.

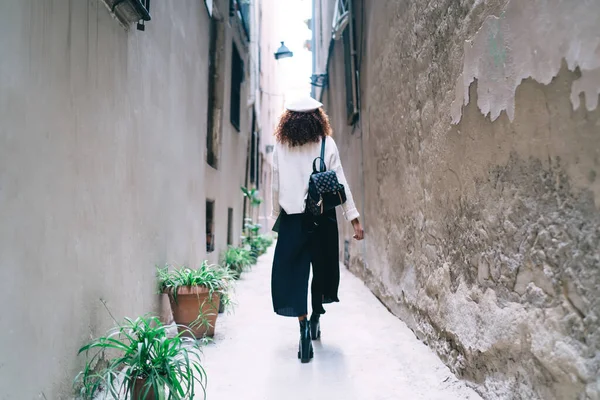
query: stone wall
[{"left": 320, "top": 0, "right": 600, "bottom": 398}]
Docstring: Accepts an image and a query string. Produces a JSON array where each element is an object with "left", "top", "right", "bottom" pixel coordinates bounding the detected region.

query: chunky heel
[
  {"left": 310, "top": 313, "right": 321, "bottom": 340},
  {"left": 298, "top": 319, "right": 313, "bottom": 363},
  {"left": 298, "top": 342, "right": 314, "bottom": 363}
]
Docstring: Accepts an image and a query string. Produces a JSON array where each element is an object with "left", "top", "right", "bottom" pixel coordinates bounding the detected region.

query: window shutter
[
  {"left": 230, "top": 44, "right": 243, "bottom": 131},
  {"left": 343, "top": 25, "right": 359, "bottom": 125}
]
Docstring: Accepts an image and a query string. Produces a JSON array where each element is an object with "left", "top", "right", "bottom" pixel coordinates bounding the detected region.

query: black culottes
[{"left": 271, "top": 209, "right": 340, "bottom": 317}]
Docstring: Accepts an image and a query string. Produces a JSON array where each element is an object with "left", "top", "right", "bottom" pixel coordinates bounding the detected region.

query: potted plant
[
  {"left": 74, "top": 315, "right": 206, "bottom": 400},
  {"left": 242, "top": 227, "right": 274, "bottom": 260},
  {"left": 158, "top": 262, "right": 233, "bottom": 338},
  {"left": 221, "top": 245, "right": 255, "bottom": 279},
  {"left": 241, "top": 186, "right": 263, "bottom": 208},
  {"left": 253, "top": 234, "right": 273, "bottom": 255},
  {"left": 242, "top": 219, "right": 261, "bottom": 260},
  {"left": 241, "top": 186, "right": 262, "bottom": 225}
]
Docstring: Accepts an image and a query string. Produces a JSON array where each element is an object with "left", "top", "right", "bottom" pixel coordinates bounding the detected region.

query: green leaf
[{"left": 74, "top": 314, "right": 206, "bottom": 399}]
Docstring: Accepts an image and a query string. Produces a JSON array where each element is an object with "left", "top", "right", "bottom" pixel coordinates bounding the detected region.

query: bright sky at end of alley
[{"left": 274, "top": 0, "right": 312, "bottom": 100}]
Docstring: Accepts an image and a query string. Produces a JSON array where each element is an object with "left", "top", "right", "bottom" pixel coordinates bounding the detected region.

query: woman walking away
[{"left": 271, "top": 96, "right": 365, "bottom": 363}]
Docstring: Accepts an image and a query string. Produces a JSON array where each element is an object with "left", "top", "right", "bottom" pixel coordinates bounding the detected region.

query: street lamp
[{"left": 274, "top": 42, "right": 293, "bottom": 60}]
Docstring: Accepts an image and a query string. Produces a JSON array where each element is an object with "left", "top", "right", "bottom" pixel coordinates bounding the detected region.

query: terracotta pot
[
  {"left": 132, "top": 378, "right": 157, "bottom": 400},
  {"left": 167, "top": 286, "right": 221, "bottom": 338}
]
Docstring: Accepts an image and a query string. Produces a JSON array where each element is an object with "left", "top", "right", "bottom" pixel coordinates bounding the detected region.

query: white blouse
[{"left": 271, "top": 136, "right": 360, "bottom": 221}]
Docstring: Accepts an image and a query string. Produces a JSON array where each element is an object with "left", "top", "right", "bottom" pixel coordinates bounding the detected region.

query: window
[
  {"left": 230, "top": 44, "right": 244, "bottom": 131},
  {"left": 206, "top": 16, "right": 220, "bottom": 168},
  {"left": 227, "top": 208, "right": 234, "bottom": 245},
  {"left": 343, "top": 26, "right": 359, "bottom": 125},
  {"left": 206, "top": 200, "right": 215, "bottom": 253},
  {"left": 248, "top": 132, "right": 261, "bottom": 188},
  {"left": 339, "top": 0, "right": 359, "bottom": 125}
]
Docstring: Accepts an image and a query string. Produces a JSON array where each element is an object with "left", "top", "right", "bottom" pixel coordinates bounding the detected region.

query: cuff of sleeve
[{"left": 344, "top": 208, "right": 360, "bottom": 222}]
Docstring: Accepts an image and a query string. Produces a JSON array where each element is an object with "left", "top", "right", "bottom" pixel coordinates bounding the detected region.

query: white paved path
[{"left": 199, "top": 245, "right": 482, "bottom": 400}]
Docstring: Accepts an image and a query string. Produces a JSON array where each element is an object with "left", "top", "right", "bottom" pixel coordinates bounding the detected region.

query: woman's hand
[{"left": 351, "top": 219, "right": 364, "bottom": 240}]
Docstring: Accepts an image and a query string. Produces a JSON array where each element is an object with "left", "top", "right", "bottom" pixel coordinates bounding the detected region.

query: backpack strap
[
  {"left": 311, "top": 137, "right": 327, "bottom": 173},
  {"left": 320, "top": 136, "right": 326, "bottom": 171}
]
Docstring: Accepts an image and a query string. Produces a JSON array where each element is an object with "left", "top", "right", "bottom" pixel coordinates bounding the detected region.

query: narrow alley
[
  {"left": 200, "top": 246, "right": 482, "bottom": 400},
  {"left": 1, "top": 0, "right": 599, "bottom": 399}
]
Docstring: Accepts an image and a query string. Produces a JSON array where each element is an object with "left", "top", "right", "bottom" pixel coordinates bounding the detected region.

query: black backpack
[{"left": 305, "top": 137, "right": 347, "bottom": 216}]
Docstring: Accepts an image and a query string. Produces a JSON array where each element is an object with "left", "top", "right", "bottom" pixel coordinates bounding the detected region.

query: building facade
[
  {"left": 0, "top": 0, "right": 256, "bottom": 398},
  {"left": 257, "top": 0, "right": 285, "bottom": 231},
  {"left": 312, "top": 1, "right": 600, "bottom": 399},
  {"left": 203, "top": 0, "right": 257, "bottom": 259}
]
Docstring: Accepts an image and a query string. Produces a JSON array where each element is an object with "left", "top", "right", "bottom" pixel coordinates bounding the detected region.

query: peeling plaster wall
[
  {"left": 451, "top": 0, "right": 600, "bottom": 123},
  {"left": 320, "top": 0, "right": 600, "bottom": 399}
]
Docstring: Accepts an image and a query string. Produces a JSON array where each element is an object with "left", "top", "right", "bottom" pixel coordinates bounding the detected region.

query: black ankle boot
[
  {"left": 310, "top": 313, "right": 321, "bottom": 340},
  {"left": 297, "top": 319, "right": 314, "bottom": 363}
]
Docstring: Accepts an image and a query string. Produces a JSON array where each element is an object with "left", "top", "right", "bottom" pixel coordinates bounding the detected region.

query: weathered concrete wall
[
  {"left": 320, "top": 0, "right": 600, "bottom": 398},
  {"left": 0, "top": 0, "right": 249, "bottom": 398}
]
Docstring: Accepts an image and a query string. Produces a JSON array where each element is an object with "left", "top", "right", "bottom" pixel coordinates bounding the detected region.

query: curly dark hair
[{"left": 274, "top": 108, "right": 332, "bottom": 147}]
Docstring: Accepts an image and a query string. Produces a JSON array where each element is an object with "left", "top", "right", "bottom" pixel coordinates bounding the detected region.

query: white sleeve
[
  {"left": 271, "top": 145, "right": 281, "bottom": 217},
  {"left": 328, "top": 137, "right": 360, "bottom": 221}
]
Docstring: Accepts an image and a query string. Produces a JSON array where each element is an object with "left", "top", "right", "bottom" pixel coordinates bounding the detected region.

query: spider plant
[
  {"left": 242, "top": 233, "right": 274, "bottom": 259},
  {"left": 255, "top": 234, "right": 274, "bottom": 254},
  {"left": 157, "top": 261, "right": 233, "bottom": 304},
  {"left": 74, "top": 315, "right": 206, "bottom": 400},
  {"left": 241, "top": 186, "right": 262, "bottom": 207},
  {"left": 243, "top": 218, "right": 262, "bottom": 237},
  {"left": 221, "top": 246, "right": 255, "bottom": 279},
  {"left": 157, "top": 262, "right": 235, "bottom": 337}
]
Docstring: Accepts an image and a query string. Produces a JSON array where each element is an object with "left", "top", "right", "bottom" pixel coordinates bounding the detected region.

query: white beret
[{"left": 284, "top": 96, "right": 323, "bottom": 112}]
